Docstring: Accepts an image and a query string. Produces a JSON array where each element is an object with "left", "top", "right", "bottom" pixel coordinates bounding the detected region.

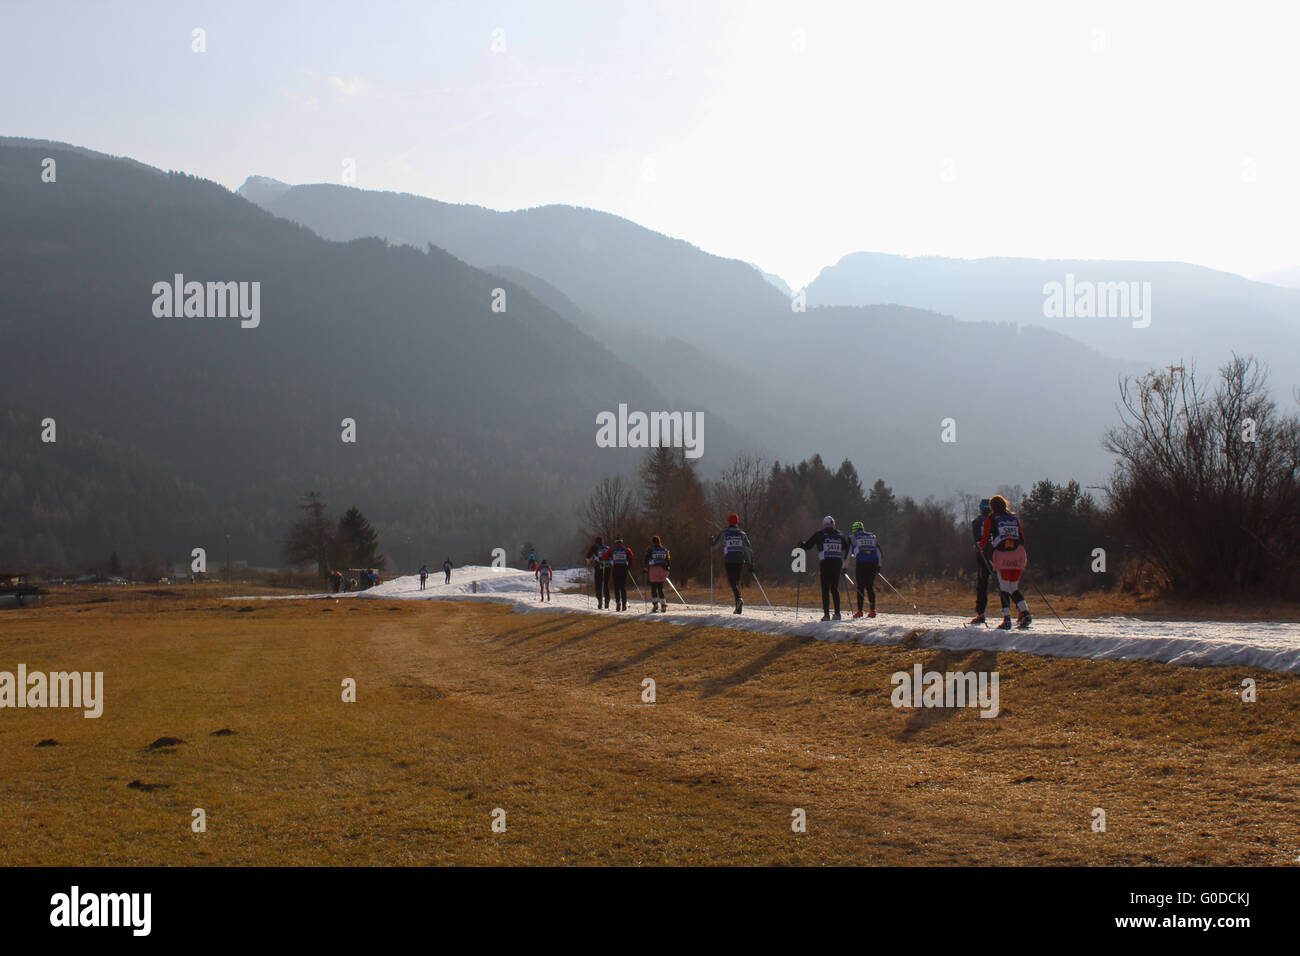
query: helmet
[
  {"left": 823, "top": 515, "right": 835, "bottom": 528},
  {"left": 727, "top": 513, "right": 739, "bottom": 526},
  {"left": 978, "top": 499, "right": 991, "bottom": 514},
  {"left": 851, "top": 521, "right": 864, "bottom": 532}
]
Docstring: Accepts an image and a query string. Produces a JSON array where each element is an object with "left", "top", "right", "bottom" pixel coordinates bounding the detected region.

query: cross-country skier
[
  {"left": 600, "top": 537, "right": 635, "bottom": 611},
  {"left": 710, "top": 513, "right": 753, "bottom": 614},
  {"left": 527, "top": 550, "right": 537, "bottom": 572},
  {"left": 418, "top": 564, "right": 429, "bottom": 590},
  {"left": 586, "top": 536, "right": 611, "bottom": 609},
  {"left": 535, "top": 559, "right": 553, "bottom": 602},
  {"left": 969, "top": 499, "right": 995, "bottom": 624},
  {"left": 846, "top": 521, "right": 881, "bottom": 618},
  {"left": 644, "top": 536, "right": 671, "bottom": 612},
  {"left": 798, "top": 516, "right": 847, "bottom": 620},
  {"left": 977, "top": 495, "right": 1031, "bottom": 629},
  {"left": 443, "top": 557, "right": 453, "bottom": 584}
]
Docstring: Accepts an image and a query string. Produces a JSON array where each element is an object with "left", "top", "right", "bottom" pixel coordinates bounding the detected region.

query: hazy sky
[{"left": 4, "top": 0, "right": 1298, "bottom": 287}]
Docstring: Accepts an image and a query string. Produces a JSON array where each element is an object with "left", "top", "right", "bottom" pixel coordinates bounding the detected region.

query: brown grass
[{"left": 1, "top": 587, "right": 1296, "bottom": 865}]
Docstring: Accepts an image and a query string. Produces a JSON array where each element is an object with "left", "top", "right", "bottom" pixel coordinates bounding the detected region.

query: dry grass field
[{"left": 2, "top": 586, "right": 1298, "bottom": 866}]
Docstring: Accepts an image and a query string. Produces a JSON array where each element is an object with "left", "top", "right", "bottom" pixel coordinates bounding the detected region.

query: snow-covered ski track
[{"left": 234, "top": 566, "right": 1300, "bottom": 674}]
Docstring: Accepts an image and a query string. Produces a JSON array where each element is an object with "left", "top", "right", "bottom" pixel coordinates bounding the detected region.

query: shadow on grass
[
  {"left": 550, "top": 619, "right": 624, "bottom": 652},
  {"left": 897, "top": 648, "right": 1000, "bottom": 741},
  {"left": 699, "top": 634, "right": 815, "bottom": 699},
  {"left": 587, "top": 627, "right": 705, "bottom": 684}
]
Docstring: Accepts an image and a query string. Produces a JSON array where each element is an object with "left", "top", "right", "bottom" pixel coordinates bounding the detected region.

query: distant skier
[
  {"left": 535, "top": 559, "right": 553, "bottom": 602},
  {"left": 418, "top": 565, "right": 429, "bottom": 590},
  {"left": 586, "top": 536, "right": 611, "bottom": 609},
  {"left": 799, "top": 516, "right": 846, "bottom": 620},
  {"left": 846, "top": 521, "right": 881, "bottom": 618},
  {"left": 969, "top": 499, "right": 995, "bottom": 624},
  {"left": 710, "top": 513, "right": 753, "bottom": 614},
  {"left": 330, "top": 569, "right": 343, "bottom": 594},
  {"left": 443, "top": 558, "right": 453, "bottom": 584},
  {"left": 977, "top": 495, "right": 1031, "bottom": 629},
  {"left": 644, "top": 536, "right": 671, "bottom": 613},
  {"left": 527, "top": 550, "right": 538, "bottom": 572},
  {"left": 600, "top": 537, "right": 635, "bottom": 611}
]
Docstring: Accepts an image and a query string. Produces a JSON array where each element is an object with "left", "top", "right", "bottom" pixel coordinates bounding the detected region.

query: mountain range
[{"left": 2, "top": 136, "right": 1294, "bottom": 568}]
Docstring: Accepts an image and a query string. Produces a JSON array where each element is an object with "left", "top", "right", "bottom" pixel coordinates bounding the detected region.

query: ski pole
[
  {"left": 1029, "top": 579, "right": 1067, "bottom": 629},
  {"left": 975, "top": 549, "right": 997, "bottom": 627},
  {"left": 876, "top": 572, "right": 918, "bottom": 613},
  {"left": 665, "top": 576, "right": 688, "bottom": 607},
  {"left": 749, "top": 569, "right": 774, "bottom": 611},
  {"left": 630, "top": 571, "right": 645, "bottom": 609},
  {"left": 795, "top": 574, "right": 800, "bottom": 620},
  {"left": 708, "top": 544, "right": 714, "bottom": 611},
  {"left": 843, "top": 571, "right": 860, "bottom": 612}
]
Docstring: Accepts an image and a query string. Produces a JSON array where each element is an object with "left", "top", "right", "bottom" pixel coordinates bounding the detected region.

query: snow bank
[{"left": 234, "top": 565, "right": 1300, "bottom": 674}]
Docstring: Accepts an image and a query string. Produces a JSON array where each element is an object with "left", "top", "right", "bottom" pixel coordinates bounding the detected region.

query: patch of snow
[{"left": 232, "top": 566, "right": 1300, "bottom": 673}]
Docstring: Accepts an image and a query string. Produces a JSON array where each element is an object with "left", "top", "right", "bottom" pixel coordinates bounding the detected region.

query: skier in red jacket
[{"left": 977, "top": 495, "right": 1032, "bottom": 629}]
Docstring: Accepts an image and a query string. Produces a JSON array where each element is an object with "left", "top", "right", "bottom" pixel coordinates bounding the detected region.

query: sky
[{"left": 3, "top": 0, "right": 1298, "bottom": 288}]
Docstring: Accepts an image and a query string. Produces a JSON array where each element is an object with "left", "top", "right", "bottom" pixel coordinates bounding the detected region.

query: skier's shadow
[
  {"left": 550, "top": 619, "right": 623, "bottom": 651},
  {"left": 897, "top": 648, "right": 1000, "bottom": 741},
  {"left": 587, "top": 627, "right": 704, "bottom": 684},
  {"left": 699, "top": 634, "right": 814, "bottom": 699},
  {"left": 491, "top": 617, "right": 578, "bottom": 646}
]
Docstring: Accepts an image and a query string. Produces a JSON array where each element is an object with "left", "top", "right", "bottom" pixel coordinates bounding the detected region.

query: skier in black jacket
[
  {"left": 799, "top": 516, "right": 847, "bottom": 620},
  {"left": 586, "top": 536, "right": 610, "bottom": 609},
  {"left": 970, "top": 499, "right": 994, "bottom": 624}
]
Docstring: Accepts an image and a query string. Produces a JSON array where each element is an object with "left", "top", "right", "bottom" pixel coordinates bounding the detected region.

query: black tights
[
  {"left": 725, "top": 562, "right": 743, "bottom": 600},
  {"left": 854, "top": 562, "right": 878, "bottom": 611},
  {"left": 999, "top": 588, "right": 1025, "bottom": 612},
  {"left": 819, "top": 560, "right": 843, "bottom": 614}
]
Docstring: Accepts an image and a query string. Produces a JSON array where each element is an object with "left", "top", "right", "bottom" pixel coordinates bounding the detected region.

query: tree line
[{"left": 578, "top": 355, "right": 1299, "bottom": 600}]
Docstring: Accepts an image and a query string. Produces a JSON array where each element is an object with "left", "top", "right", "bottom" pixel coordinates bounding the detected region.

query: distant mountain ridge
[
  {"left": 237, "top": 176, "right": 1150, "bottom": 498},
  {"left": 805, "top": 251, "right": 1300, "bottom": 390}
]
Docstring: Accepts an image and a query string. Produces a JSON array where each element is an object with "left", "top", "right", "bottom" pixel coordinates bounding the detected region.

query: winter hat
[
  {"left": 979, "top": 499, "right": 991, "bottom": 514},
  {"left": 594, "top": 536, "right": 603, "bottom": 545},
  {"left": 823, "top": 515, "right": 835, "bottom": 528},
  {"left": 727, "top": 513, "right": 739, "bottom": 526}
]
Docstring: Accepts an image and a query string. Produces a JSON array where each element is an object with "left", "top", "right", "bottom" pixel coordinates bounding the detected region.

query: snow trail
[{"left": 234, "top": 565, "right": 1300, "bottom": 674}]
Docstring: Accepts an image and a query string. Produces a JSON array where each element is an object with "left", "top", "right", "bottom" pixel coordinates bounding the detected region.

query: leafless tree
[
  {"left": 711, "top": 452, "right": 771, "bottom": 536},
  {"left": 1103, "top": 355, "right": 1300, "bottom": 595},
  {"left": 580, "top": 475, "right": 636, "bottom": 541}
]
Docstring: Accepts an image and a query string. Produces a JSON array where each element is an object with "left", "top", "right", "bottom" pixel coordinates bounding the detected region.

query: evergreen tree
[{"left": 334, "top": 506, "right": 385, "bottom": 569}]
